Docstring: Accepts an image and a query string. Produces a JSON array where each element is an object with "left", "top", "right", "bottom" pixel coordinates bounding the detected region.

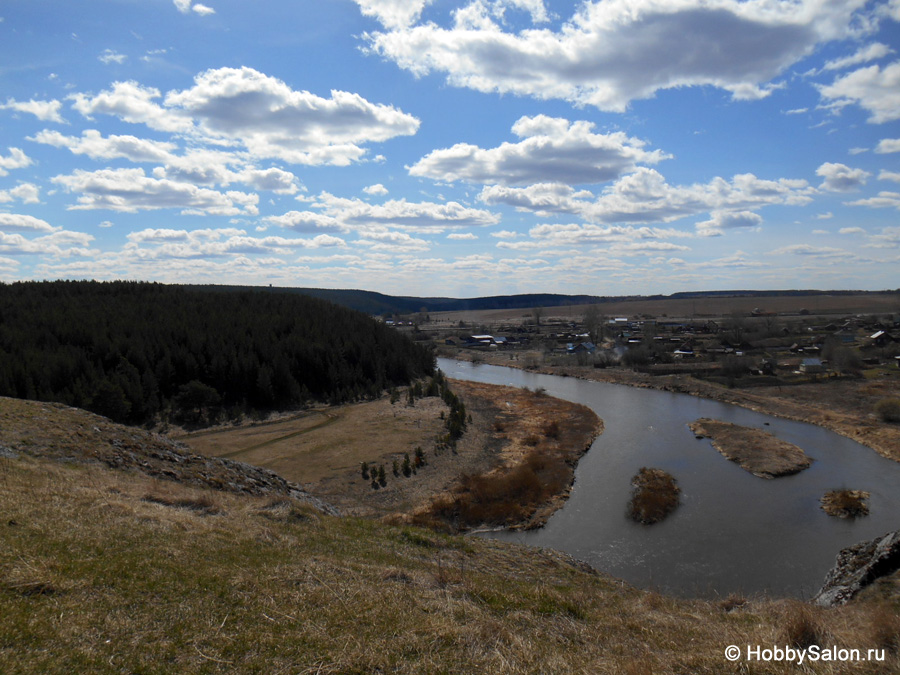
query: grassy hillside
[{"left": 1, "top": 399, "right": 898, "bottom": 674}]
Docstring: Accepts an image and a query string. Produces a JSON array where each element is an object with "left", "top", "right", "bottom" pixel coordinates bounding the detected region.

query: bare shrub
[
  {"left": 870, "top": 604, "right": 900, "bottom": 653},
  {"left": 417, "top": 449, "right": 569, "bottom": 530},
  {"left": 820, "top": 489, "right": 870, "bottom": 518},
  {"left": 875, "top": 398, "right": 900, "bottom": 423},
  {"left": 780, "top": 601, "right": 826, "bottom": 649},
  {"left": 718, "top": 593, "right": 748, "bottom": 612},
  {"left": 628, "top": 467, "right": 680, "bottom": 525},
  {"left": 542, "top": 420, "right": 560, "bottom": 439}
]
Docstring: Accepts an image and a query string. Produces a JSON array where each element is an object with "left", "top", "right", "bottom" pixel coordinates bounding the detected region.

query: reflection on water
[{"left": 439, "top": 358, "right": 900, "bottom": 599}]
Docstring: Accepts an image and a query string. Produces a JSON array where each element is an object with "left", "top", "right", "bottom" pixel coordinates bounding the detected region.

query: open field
[
  {"left": 2, "top": 430, "right": 899, "bottom": 674},
  {"left": 179, "top": 381, "right": 601, "bottom": 525},
  {"left": 423, "top": 291, "right": 900, "bottom": 326}
]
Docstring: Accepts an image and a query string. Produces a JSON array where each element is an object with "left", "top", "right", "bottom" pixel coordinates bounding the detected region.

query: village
[{"left": 400, "top": 303, "right": 900, "bottom": 387}]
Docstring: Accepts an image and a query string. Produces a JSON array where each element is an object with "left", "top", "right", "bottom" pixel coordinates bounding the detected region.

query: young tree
[{"left": 402, "top": 453, "right": 412, "bottom": 477}]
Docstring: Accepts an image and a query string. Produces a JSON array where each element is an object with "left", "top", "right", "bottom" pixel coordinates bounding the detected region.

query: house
[
  {"left": 568, "top": 341, "right": 596, "bottom": 354},
  {"left": 799, "top": 357, "right": 826, "bottom": 374},
  {"left": 870, "top": 330, "right": 895, "bottom": 348}
]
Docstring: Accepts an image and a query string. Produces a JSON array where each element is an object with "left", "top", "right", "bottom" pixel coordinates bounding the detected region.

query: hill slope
[
  {"left": 1, "top": 398, "right": 897, "bottom": 673},
  {"left": 0, "top": 280, "right": 434, "bottom": 425}
]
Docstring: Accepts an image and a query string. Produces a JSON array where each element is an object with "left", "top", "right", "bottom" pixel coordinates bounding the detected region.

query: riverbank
[
  {"left": 440, "top": 348, "right": 900, "bottom": 464},
  {"left": 409, "top": 380, "right": 602, "bottom": 531},
  {"left": 180, "top": 379, "right": 602, "bottom": 530},
  {"left": 689, "top": 418, "right": 813, "bottom": 478}
]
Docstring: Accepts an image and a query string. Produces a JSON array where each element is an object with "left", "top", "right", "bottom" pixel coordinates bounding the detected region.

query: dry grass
[
  {"left": 1, "top": 448, "right": 899, "bottom": 673},
  {"left": 821, "top": 489, "right": 871, "bottom": 518},
  {"left": 416, "top": 448, "right": 572, "bottom": 530},
  {"left": 629, "top": 467, "right": 681, "bottom": 525},
  {"left": 411, "top": 382, "right": 601, "bottom": 531},
  {"left": 179, "top": 396, "right": 447, "bottom": 484},
  {"left": 690, "top": 418, "right": 813, "bottom": 478}
]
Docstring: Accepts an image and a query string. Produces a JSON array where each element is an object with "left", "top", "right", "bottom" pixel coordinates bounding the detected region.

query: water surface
[{"left": 439, "top": 358, "right": 900, "bottom": 599}]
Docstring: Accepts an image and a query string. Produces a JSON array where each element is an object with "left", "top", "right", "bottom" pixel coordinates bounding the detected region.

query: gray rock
[{"left": 814, "top": 530, "right": 900, "bottom": 606}]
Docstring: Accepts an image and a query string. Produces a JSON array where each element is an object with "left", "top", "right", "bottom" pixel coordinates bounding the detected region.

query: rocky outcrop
[
  {"left": 814, "top": 530, "right": 900, "bottom": 606},
  {"left": 0, "top": 397, "right": 339, "bottom": 516}
]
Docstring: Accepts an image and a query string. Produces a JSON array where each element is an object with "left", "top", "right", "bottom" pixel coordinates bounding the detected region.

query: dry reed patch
[
  {"left": 411, "top": 382, "right": 602, "bottom": 531},
  {"left": 690, "top": 418, "right": 812, "bottom": 478},
  {"left": 821, "top": 489, "right": 870, "bottom": 518},
  {"left": 629, "top": 467, "right": 680, "bottom": 525}
]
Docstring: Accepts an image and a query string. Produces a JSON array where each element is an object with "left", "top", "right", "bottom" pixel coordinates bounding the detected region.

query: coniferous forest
[{"left": 0, "top": 281, "right": 435, "bottom": 426}]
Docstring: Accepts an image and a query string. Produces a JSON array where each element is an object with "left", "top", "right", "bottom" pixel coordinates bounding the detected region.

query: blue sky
[{"left": 1, "top": 0, "right": 898, "bottom": 297}]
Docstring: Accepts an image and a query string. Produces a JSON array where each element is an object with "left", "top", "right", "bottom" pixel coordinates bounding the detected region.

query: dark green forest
[{"left": 0, "top": 281, "right": 434, "bottom": 426}]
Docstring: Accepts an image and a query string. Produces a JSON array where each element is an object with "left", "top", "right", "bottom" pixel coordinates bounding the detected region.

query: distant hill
[{"left": 192, "top": 285, "right": 898, "bottom": 316}]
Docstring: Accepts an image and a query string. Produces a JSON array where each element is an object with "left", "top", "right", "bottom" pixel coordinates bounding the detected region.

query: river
[{"left": 438, "top": 358, "right": 900, "bottom": 599}]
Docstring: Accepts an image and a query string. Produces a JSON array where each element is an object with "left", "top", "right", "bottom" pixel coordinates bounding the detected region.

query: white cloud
[
  {"left": 867, "top": 226, "right": 900, "bottom": 248},
  {"left": 0, "top": 98, "right": 65, "bottom": 123},
  {"left": 0, "top": 147, "right": 32, "bottom": 176},
  {"left": 237, "top": 167, "right": 300, "bottom": 194},
  {"left": 262, "top": 210, "right": 343, "bottom": 233},
  {"left": 816, "top": 212, "right": 834, "bottom": 219},
  {"left": 481, "top": 168, "right": 814, "bottom": 226},
  {"left": 846, "top": 191, "right": 900, "bottom": 210},
  {"left": 163, "top": 67, "right": 420, "bottom": 165},
  {"left": 490, "top": 229, "right": 518, "bottom": 239},
  {"left": 769, "top": 244, "right": 854, "bottom": 258},
  {"left": 0, "top": 183, "right": 40, "bottom": 205},
  {"left": 174, "top": 0, "right": 213, "bottom": 15},
  {"left": 0, "top": 230, "right": 95, "bottom": 257},
  {"left": 363, "top": 183, "right": 389, "bottom": 195},
  {"left": 99, "top": 49, "right": 127, "bottom": 65},
  {"left": 818, "top": 60, "right": 900, "bottom": 123},
  {"left": 839, "top": 227, "right": 866, "bottom": 235},
  {"left": 410, "top": 115, "right": 669, "bottom": 186},
  {"left": 823, "top": 42, "right": 893, "bottom": 71},
  {"left": 124, "top": 227, "right": 343, "bottom": 259},
  {"left": 365, "top": 0, "right": 869, "bottom": 111},
  {"left": 695, "top": 210, "right": 763, "bottom": 237},
  {"left": 527, "top": 222, "right": 689, "bottom": 247},
  {"left": 298, "top": 192, "right": 501, "bottom": 233},
  {"left": 71, "top": 81, "right": 191, "bottom": 133},
  {"left": 52, "top": 168, "right": 259, "bottom": 215},
  {"left": 355, "top": 0, "right": 432, "bottom": 29},
  {"left": 816, "top": 162, "right": 871, "bottom": 192},
  {"left": 879, "top": 170, "right": 900, "bottom": 183},
  {"left": 30, "top": 129, "right": 177, "bottom": 162},
  {"left": 356, "top": 229, "right": 430, "bottom": 251},
  {"left": 876, "top": 138, "right": 900, "bottom": 153},
  {"left": 0, "top": 213, "right": 57, "bottom": 233},
  {"left": 447, "top": 232, "right": 478, "bottom": 240}
]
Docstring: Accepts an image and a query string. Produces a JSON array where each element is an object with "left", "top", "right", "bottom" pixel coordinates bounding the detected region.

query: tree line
[{"left": 0, "top": 281, "right": 434, "bottom": 426}]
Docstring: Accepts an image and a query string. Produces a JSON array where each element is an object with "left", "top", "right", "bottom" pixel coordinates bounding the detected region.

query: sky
[{"left": 1, "top": 0, "right": 899, "bottom": 298}]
